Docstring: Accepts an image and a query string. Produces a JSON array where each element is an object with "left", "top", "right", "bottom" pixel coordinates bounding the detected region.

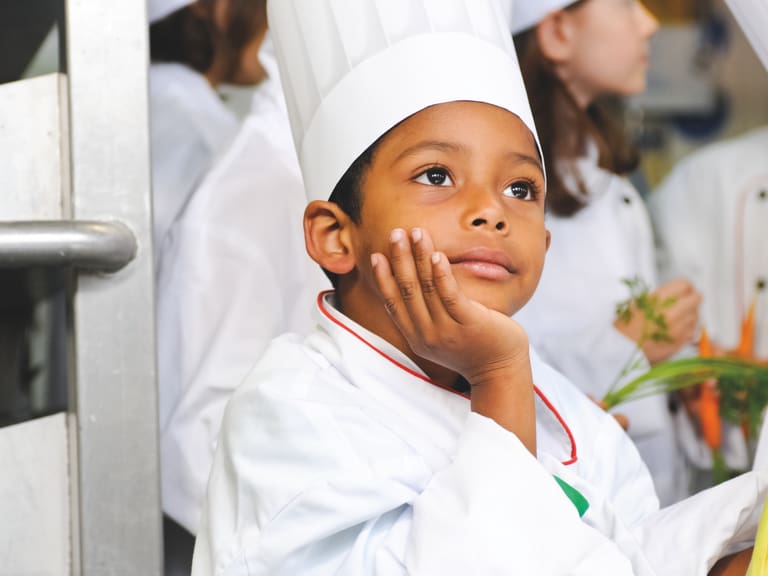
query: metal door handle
[{"left": 0, "top": 221, "right": 137, "bottom": 271}]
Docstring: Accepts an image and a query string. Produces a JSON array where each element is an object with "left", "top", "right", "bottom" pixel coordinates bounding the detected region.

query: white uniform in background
[
  {"left": 515, "top": 147, "right": 686, "bottom": 505},
  {"left": 149, "top": 62, "right": 239, "bottom": 264},
  {"left": 649, "top": 127, "right": 768, "bottom": 360},
  {"left": 193, "top": 293, "right": 768, "bottom": 576},
  {"left": 649, "top": 127, "right": 768, "bottom": 472},
  {"left": 156, "top": 50, "right": 329, "bottom": 533}
]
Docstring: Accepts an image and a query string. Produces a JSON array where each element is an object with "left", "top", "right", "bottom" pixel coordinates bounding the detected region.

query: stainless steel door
[{"left": 0, "top": 1, "right": 162, "bottom": 573}]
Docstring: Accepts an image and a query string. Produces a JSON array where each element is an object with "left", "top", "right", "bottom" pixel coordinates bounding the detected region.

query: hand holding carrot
[{"left": 614, "top": 278, "right": 702, "bottom": 365}]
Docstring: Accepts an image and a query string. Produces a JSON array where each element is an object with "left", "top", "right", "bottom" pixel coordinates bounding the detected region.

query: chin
[
  {"left": 463, "top": 288, "right": 519, "bottom": 316},
  {"left": 458, "top": 277, "right": 527, "bottom": 315}
]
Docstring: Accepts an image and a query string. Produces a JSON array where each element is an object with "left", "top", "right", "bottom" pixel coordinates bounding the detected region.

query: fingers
[
  {"left": 429, "top": 251, "right": 473, "bottom": 323},
  {"left": 411, "top": 227, "right": 474, "bottom": 324},
  {"left": 373, "top": 229, "right": 433, "bottom": 336},
  {"left": 655, "top": 278, "right": 696, "bottom": 299},
  {"left": 654, "top": 278, "right": 702, "bottom": 344},
  {"left": 370, "top": 249, "right": 417, "bottom": 338},
  {"left": 665, "top": 289, "right": 702, "bottom": 343},
  {"left": 372, "top": 227, "right": 484, "bottom": 333},
  {"left": 371, "top": 228, "right": 462, "bottom": 339},
  {"left": 410, "top": 228, "right": 452, "bottom": 323}
]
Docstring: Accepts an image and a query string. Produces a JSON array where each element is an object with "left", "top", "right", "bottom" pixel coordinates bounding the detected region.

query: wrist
[
  {"left": 468, "top": 355, "right": 536, "bottom": 454},
  {"left": 465, "top": 348, "right": 530, "bottom": 384}
]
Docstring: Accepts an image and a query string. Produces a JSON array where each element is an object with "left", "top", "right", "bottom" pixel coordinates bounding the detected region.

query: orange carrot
[
  {"left": 699, "top": 327, "right": 713, "bottom": 357},
  {"left": 736, "top": 294, "right": 758, "bottom": 440},
  {"left": 700, "top": 380, "right": 721, "bottom": 450},
  {"left": 736, "top": 295, "right": 757, "bottom": 359},
  {"left": 698, "top": 328, "right": 722, "bottom": 450}
]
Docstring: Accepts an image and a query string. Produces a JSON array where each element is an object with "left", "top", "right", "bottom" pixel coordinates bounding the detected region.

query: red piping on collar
[
  {"left": 317, "top": 292, "right": 465, "bottom": 398},
  {"left": 535, "top": 387, "right": 577, "bottom": 466},
  {"left": 317, "top": 291, "right": 578, "bottom": 466}
]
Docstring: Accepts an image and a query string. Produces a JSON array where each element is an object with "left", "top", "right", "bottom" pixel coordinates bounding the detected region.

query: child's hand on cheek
[{"left": 371, "top": 227, "right": 537, "bottom": 454}]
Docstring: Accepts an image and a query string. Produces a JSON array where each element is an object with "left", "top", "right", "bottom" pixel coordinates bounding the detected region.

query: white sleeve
[
  {"left": 635, "top": 470, "right": 768, "bottom": 575},
  {"left": 579, "top": 398, "right": 660, "bottom": 528},
  {"left": 400, "top": 413, "right": 635, "bottom": 575},
  {"left": 193, "top": 388, "right": 637, "bottom": 576}
]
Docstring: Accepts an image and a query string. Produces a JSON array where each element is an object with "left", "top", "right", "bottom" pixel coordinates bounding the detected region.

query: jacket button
[
  {"left": 759, "top": 190, "right": 767, "bottom": 201},
  {"left": 757, "top": 278, "right": 767, "bottom": 291},
  {"left": 623, "top": 196, "right": 632, "bottom": 205}
]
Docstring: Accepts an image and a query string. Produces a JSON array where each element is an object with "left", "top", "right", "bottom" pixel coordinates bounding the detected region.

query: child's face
[
  {"left": 350, "top": 101, "right": 549, "bottom": 317},
  {"left": 558, "top": 0, "right": 658, "bottom": 105}
]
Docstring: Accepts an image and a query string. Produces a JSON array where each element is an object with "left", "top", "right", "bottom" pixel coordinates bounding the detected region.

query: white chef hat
[
  {"left": 508, "top": 0, "right": 578, "bottom": 35},
  {"left": 724, "top": 0, "right": 768, "bottom": 71},
  {"left": 268, "top": 0, "right": 541, "bottom": 202},
  {"left": 148, "top": 0, "right": 195, "bottom": 24}
]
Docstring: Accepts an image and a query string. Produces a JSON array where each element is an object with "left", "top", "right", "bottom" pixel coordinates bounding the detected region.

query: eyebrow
[
  {"left": 393, "top": 140, "right": 464, "bottom": 164},
  {"left": 503, "top": 150, "right": 544, "bottom": 172},
  {"left": 393, "top": 140, "right": 543, "bottom": 173}
]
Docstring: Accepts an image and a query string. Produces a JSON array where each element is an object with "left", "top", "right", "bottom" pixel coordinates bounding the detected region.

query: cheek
[{"left": 522, "top": 223, "right": 549, "bottom": 268}]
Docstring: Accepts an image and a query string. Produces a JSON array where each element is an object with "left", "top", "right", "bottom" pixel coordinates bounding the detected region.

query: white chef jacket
[
  {"left": 150, "top": 62, "right": 239, "bottom": 263},
  {"left": 193, "top": 292, "right": 767, "bottom": 575},
  {"left": 649, "top": 127, "right": 768, "bottom": 360},
  {"left": 649, "top": 127, "right": 768, "bottom": 473},
  {"left": 514, "top": 148, "right": 686, "bottom": 505},
  {"left": 156, "top": 65, "right": 329, "bottom": 533}
]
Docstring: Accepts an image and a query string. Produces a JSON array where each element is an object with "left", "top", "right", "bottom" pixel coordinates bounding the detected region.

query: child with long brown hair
[{"left": 511, "top": 0, "right": 702, "bottom": 505}]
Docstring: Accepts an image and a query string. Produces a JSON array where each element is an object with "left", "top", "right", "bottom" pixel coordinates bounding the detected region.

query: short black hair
[{"left": 322, "top": 137, "right": 382, "bottom": 287}]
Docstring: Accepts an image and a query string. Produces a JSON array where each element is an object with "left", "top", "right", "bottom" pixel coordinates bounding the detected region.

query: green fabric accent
[{"left": 554, "top": 475, "right": 590, "bottom": 518}]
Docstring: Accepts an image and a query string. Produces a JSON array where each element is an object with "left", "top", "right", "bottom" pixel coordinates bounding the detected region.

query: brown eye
[
  {"left": 503, "top": 180, "right": 536, "bottom": 200},
  {"left": 415, "top": 167, "right": 453, "bottom": 187}
]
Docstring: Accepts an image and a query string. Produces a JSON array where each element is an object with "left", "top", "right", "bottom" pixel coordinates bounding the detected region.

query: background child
[
  {"left": 650, "top": 125, "right": 768, "bottom": 361},
  {"left": 649, "top": 2, "right": 768, "bottom": 476},
  {"left": 511, "top": 0, "right": 701, "bottom": 505},
  {"left": 150, "top": 1, "right": 271, "bottom": 571},
  {"left": 156, "top": 33, "right": 328, "bottom": 540},
  {"left": 149, "top": 0, "right": 268, "bottom": 263},
  {"left": 193, "top": 1, "right": 766, "bottom": 574}
]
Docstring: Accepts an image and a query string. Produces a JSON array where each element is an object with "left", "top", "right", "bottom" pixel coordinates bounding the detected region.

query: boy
[{"left": 193, "top": 0, "right": 766, "bottom": 574}]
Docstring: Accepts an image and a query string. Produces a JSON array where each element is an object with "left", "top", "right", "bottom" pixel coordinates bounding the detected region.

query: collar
[{"left": 313, "top": 291, "right": 578, "bottom": 466}]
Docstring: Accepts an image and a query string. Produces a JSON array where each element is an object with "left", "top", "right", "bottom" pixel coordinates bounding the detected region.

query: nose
[
  {"left": 638, "top": 2, "right": 659, "bottom": 38},
  {"left": 471, "top": 215, "right": 507, "bottom": 231},
  {"left": 466, "top": 187, "right": 508, "bottom": 233}
]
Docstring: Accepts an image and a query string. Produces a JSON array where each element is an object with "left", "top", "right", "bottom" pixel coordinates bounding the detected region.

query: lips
[{"left": 449, "top": 247, "right": 517, "bottom": 280}]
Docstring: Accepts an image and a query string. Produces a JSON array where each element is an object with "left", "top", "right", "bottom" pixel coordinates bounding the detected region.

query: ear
[
  {"left": 545, "top": 228, "right": 552, "bottom": 252},
  {"left": 536, "top": 10, "right": 576, "bottom": 64},
  {"left": 304, "top": 200, "right": 357, "bottom": 275}
]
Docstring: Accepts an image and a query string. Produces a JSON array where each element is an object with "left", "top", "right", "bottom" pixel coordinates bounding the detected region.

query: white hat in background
[
  {"left": 268, "top": 0, "right": 540, "bottom": 202},
  {"left": 724, "top": 0, "right": 768, "bottom": 72},
  {"left": 148, "top": 0, "right": 195, "bottom": 24},
  {"left": 508, "top": 0, "right": 578, "bottom": 35}
]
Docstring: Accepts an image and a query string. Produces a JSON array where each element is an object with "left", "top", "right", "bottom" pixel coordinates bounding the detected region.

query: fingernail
[
  {"left": 411, "top": 228, "right": 422, "bottom": 242},
  {"left": 390, "top": 229, "right": 404, "bottom": 243},
  {"left": 431, "top": 252, "right": 441, "bottom": 264},
  {"left": 370, "top": 253, "right": 379, "bottom": 268}
]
